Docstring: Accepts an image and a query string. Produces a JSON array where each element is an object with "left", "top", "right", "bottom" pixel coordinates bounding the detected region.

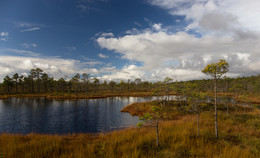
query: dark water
[{"left": 0, "top": 96, "right": 179, "bottom": 134}]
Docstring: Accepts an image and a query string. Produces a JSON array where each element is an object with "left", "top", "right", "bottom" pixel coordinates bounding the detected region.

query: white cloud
[
  {"left": 20, "top": 27, "right": 40, "bottom": 32},
  {"left": 148, "top": 0, "right": 260, "bottom": 33},
  {"left": 97, "top": 29, "right": 260, "bottom": 80},
  {"left": 0, "top": 56, "right": 100, "bottom": 82},
  {"left": 153, "top": 23, "right": 163, "bottom": 31},
  {"left": 98, "top": 53, "right": 109, "bottom": 58},
  {"left": 100, "top": 32, "right": 114, "bottom": 37},
  {"left": 0, "top": 48, "right": 41, "bottom": 57},
  {"left": 21, "top": 43, "right": 38, "bottom": 48},
  {"left": 125, "top": 28, "right": 140, "bottom": 35},
  {"left": 83, "top": 61, "right": 104, "bottom": 66},
  {"left": 31, "top": 43, "right": 37, "bottom": 48},
  {"left": 101, "top": 65, "right": 145, "bottom": 81},
  {"left": 99, "top": 64, "right": 207, "bottom": 82},
  {"left": 0, "top": 32, "right": 8, "bottom": 37},
  {"left": 175, "top": 19, "right": 181, "bottom": 23},
  {"left": 17, "top": 22, "right": 43, "bottom": 28},
  {"left": 0, "top": 32, "right": 9, "bottom": 41},
  {"left": 80, "top": 55, "right": 105, "bottom": 66}
]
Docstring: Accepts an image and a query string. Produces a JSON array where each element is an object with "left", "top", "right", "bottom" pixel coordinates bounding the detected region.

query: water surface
[{"left": 0, "top": 96, "right": 178, "bottom": 134}]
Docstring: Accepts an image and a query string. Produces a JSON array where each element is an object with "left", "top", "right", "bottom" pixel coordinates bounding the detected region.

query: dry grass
[
  {"left": 0, "top": 102, "right": 259, "bottom": 158},
  {"left": 121, "top": 101, "right": 156, "bottom": 116},
  {"left": 121, "top": 100, "right": 186, "bottom": 120}
]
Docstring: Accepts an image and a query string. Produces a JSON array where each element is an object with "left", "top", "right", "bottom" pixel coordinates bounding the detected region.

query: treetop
[{"left": 202, "top": 59, "right": 229, "bottom": 78}]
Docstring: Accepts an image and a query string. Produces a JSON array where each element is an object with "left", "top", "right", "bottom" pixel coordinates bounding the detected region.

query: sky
[{"left": 0, "top": 0, "right": 259, "bottom": 82}]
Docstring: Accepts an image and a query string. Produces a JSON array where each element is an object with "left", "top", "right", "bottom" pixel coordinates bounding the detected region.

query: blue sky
[{"left": 0, "top": 0, "right": 260, "bottom": 81}]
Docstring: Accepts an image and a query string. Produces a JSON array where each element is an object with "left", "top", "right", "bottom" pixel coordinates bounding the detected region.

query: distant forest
[{"left": 0, "top": 68, "right": 259, "bottom": 95}]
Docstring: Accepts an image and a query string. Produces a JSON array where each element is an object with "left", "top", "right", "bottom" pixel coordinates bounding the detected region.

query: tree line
[
  {"left": 0, "top": 68, "right": 155, "bottom": 94},
  {"left": 0, "top": 68, "right": 259, "bottom": 95}
]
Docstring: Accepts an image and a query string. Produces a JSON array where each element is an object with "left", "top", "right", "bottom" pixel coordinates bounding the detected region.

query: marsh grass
[{"left": 236, "top": 94, "right": 260, "bottom": 104}]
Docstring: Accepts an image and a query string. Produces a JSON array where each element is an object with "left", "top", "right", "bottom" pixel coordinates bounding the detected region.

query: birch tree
[{"left": 202, "top": 59, "right": 229, "bottom": 138}]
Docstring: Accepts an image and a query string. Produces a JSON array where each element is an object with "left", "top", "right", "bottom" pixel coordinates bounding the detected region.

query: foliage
[{"left": 201, "top": 59, "right": 229, "bottom": 79}]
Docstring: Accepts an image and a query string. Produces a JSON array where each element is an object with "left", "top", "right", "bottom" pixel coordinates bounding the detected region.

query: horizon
[
  {"left": 1, "top": 67, "right": 258, "bottom": 84},
  {"left": 1, "top": 0, "right": 260, "bottom": 82}
]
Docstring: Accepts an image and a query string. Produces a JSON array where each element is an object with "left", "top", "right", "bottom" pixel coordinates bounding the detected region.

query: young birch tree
[
  {"left": 138, "top": 105, "right": 166, "bottom": 147},
  {"left": 202, "top": 59, "right": 229, "bottom": 138},
  {"left": 187, "top": 91, "right": 206, "bottom": 137}
]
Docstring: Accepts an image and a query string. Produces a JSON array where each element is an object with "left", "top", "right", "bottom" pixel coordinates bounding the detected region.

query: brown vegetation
[
  {"left": 121, "top": 100, "right": 186, "bottom": 118},
  {"left": 235, "top": 94, "right": 260, "bottom": 104}
]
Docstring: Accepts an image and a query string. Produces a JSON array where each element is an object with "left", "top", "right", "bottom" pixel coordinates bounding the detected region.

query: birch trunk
[{"left": 215, "top": 76, "right": 218, "bottom": 138}]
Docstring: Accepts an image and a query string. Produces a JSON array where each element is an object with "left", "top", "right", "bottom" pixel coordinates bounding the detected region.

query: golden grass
[
  {"left": 121, "top": 101, "right": 155, "bottom": 116},
  {"left": 121, "top": 100, "right": 185, "bottom": 121},
  {"left": 0, "top": 103, "right": 259, "bottom": 158}
]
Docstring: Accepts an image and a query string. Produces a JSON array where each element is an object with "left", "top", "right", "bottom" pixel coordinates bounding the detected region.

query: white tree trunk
[
  {"left": 197, "top": 111, "right": 200, "bottom": 137},
  {"left": 215, "top": 77, "right": 218, "bottom": 138}
]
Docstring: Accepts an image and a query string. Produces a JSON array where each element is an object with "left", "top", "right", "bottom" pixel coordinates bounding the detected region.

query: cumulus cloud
[
  {"left": 0, "top": 56, "right": 100, "bottom": 82},
  {"left": 148, "top": 0, "right": 260, "bottom": 33},
  {"left": 101, "top": 65, "right": 145, "bottom": 81},
  {"left": 98, "top": 32, "right": 259, "bottom": 77}
]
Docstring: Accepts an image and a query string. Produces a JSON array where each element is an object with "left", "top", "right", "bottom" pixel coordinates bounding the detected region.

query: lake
[{"left": 0, "top": 96, "right": 179, "bottom": 134}]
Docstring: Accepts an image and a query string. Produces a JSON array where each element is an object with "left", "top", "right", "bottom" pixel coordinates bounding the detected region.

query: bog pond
[{"left": 0, "top": 96, "right": 182, "bottom": 134}]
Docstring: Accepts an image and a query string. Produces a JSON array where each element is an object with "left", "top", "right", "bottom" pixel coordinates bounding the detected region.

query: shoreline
[
  {"left": 0, "top": 91, "right": 177, "bottom": 100},
  {"left": 0, "top": 92, "right": 259, "bottom": 104}
]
